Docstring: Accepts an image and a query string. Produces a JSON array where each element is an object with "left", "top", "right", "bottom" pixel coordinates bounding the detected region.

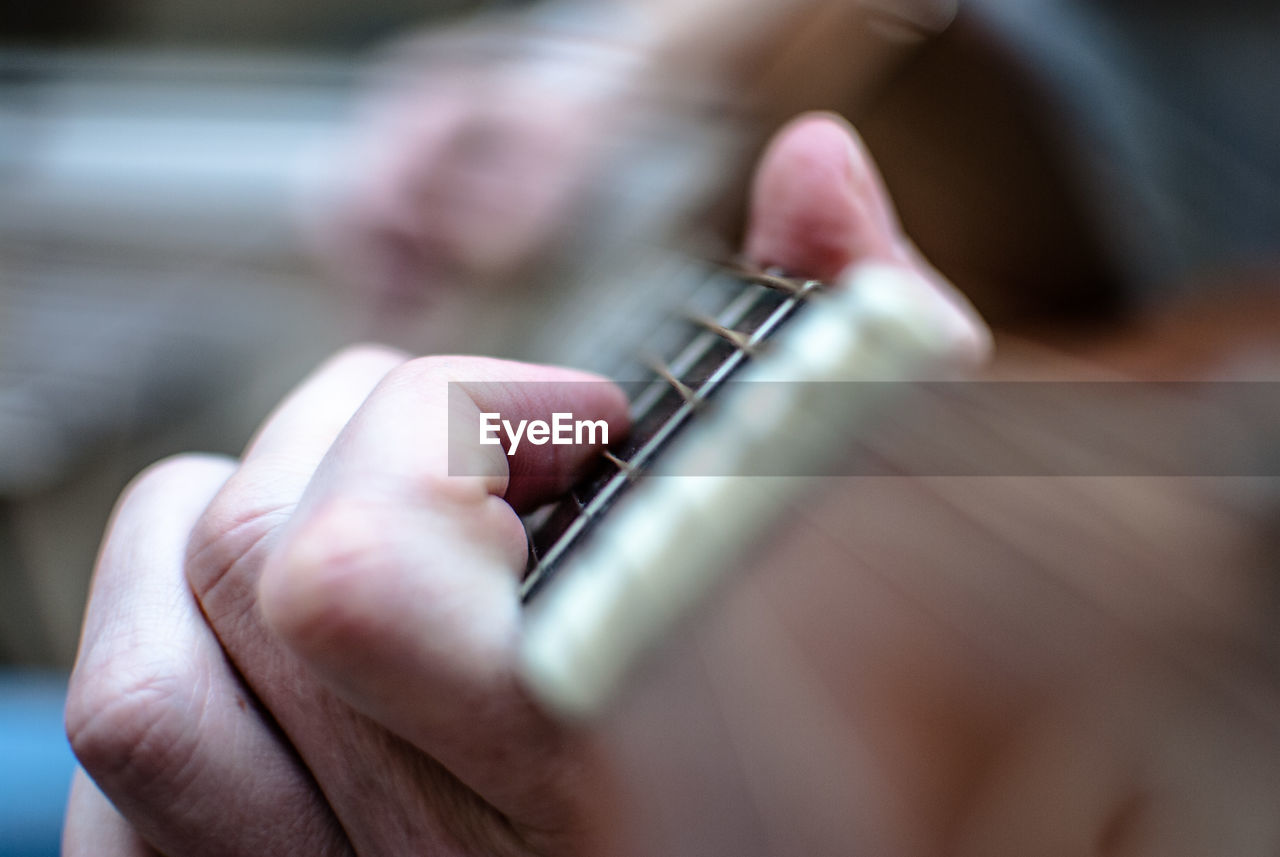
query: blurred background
[
  {"left": 1, "top": 2, "right": 469, "bottom": 854},
  {"left": 2, "top": 0, "right": 1279, "bottom": 854},
  {"left": 0, "top": 0, "right": 474, "bottom": 673}
]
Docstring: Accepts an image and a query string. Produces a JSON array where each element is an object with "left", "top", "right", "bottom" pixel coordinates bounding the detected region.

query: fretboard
[{"left": 522, "top": 265, "right": 822, "bottom": 600}]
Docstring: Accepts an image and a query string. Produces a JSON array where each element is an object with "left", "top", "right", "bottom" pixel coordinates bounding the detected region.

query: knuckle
[
  {"left": 117, "top": 453, "right": 233, "bottom": 514},
  {"left": 378, "top": 353, "right": 520, "bottom": 405},
  {"left": 259, "top": 497, "right": 393, "bottom": 650},
  {"left": 381, "top": 354, "right": 453, "bottom": 388},
  {"left": 320, "top": 343, "right": 410, "bottom": 376},
  {"left": 416, "top": 468, "right": 496, "bottom": 509},
  {"left": 380, "top": 353, "right": 515, "bottom": 389},
  {"left": 184, "top": 472, "right": 291, "bottom": 600},
  {"left": 66, "top": 661, "right": 205, "bottom": 795}
]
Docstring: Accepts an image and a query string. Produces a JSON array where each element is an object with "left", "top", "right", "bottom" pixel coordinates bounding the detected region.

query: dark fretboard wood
[{"left": 521, "top": 265, "right": 821, "bottom": 601}]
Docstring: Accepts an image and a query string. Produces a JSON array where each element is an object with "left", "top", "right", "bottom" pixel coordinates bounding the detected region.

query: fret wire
[
  {"left": 731, "top": 267, "right": 805, "bottom": 295},
  {"left": 626, "top": 281, "right": 768, "bottom": 425},
  {"left": 585, "top": 274, "right": 808, "bottom": 486},
  {"left": 723, "top": 264, "right": 821, "bottom": 298},
  {"left": 523, "top": 296, "right": 806, "bottom": 597},
  {"left": 602, "top": 449, "right": 637, "bottom": 477},
  {"left": 521, "top": 269, "right": 817, "bottom": 600},
  {"left": 687, "top": 313, "right": 757, "bottom": 353},
  {"left": 600, "top": 278, "right": 782, "bottom": 477},
  {"left": 645, "top": 355, "right": 699, "bottom": 405}
]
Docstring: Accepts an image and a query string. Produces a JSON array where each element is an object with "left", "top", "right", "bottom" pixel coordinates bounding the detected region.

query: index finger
[{"left": 243, "top": 356, "right": 627, "bottom": 851}]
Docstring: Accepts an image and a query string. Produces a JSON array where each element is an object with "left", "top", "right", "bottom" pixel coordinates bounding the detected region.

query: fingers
[
  {"left": 322, "top": 44, "right": 615, "bottom": 305},
  {"left": 65, "top": 455, "right": 350, "bottom": 857},
  {"left": 358, "top": 356, "right": 631, "bottom": 511},
  {"left": 746, "top": 112, "right": 991, "bottom": 364},
  {"left": 240, "top": 344, "right": 410, "bottom": 493},
  {"left": 406, "top": 92, "right": 598, "bottom": 288},
  {"left": 175, "top": 353, "right": 624, "bottom": 854},
  {"left": 256, "top": 356, "right": 627, "bottom": 844},
  {"left": 186, "top": 345, "right": 408, "bottom": 637},
  {"left": 319, "top": 84, "right": 472, "bottom": 306},
  {"left": 64, "top": 769, "right": 163, "bottom": 857},
  {"left": 744, "top": 111, "right": 909, "bottom": 281}
]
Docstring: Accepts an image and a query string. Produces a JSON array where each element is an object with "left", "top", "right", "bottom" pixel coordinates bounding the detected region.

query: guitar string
[
  {"left": 521, "top": 266, "right": 820, "bottom": 600},
  {"left": 523, "top": 270, "right": 781, "bottom": 594}
]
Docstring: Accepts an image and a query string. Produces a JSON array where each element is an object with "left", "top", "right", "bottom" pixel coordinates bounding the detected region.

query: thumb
[{"left": 744, "top": 111, "right": 910, "bottom": 281}]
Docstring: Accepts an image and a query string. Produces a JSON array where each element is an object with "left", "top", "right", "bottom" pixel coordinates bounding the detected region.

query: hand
[
  {"left": 64, "top": 113, "right": 987, "bottom": 855},
  {"left": 312, "top": 0, "right": 955, "bottom": 314},
  {"left": 63, "top": 352, "right": 630, "bottom": 856},
  {"left": 316, "top": 12, "right": 671, "bottom": 309}
]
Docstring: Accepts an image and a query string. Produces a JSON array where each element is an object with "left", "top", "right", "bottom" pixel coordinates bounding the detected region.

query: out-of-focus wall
[
  {"left": 0, "top": 52, "right": 356, "bottom": 665},
  {"left": 0, "top": 0, "right": 484, "bottom": 666}
]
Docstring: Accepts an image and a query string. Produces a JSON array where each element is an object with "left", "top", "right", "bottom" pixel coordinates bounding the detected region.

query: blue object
[{"left": 0, "top": 672, "right": 74, "bottom": 857}]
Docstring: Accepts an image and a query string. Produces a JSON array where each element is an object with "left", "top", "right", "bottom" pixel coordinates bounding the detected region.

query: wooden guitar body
[{"left": 513, "top": 263, "right": 1280, "bottom": 856}]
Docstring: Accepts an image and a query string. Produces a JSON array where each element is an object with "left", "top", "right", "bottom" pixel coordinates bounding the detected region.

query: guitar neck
[
  {"left": 519, "top": 261, "right": 976, "bottom": 718},
  {"left": 523, "top": 264, "right": 822, "bottom": 600}
]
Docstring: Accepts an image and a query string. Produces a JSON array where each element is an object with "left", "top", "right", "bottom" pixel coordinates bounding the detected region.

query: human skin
[
  {"left": 317, "top": 0, "right": 953, "bottom": 311},
  {"left": 65, "top": 112, "right": 985, "bottom": 856},
  {"left": 64, "top": 109, "right": 1280, "bottom": 856}
]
